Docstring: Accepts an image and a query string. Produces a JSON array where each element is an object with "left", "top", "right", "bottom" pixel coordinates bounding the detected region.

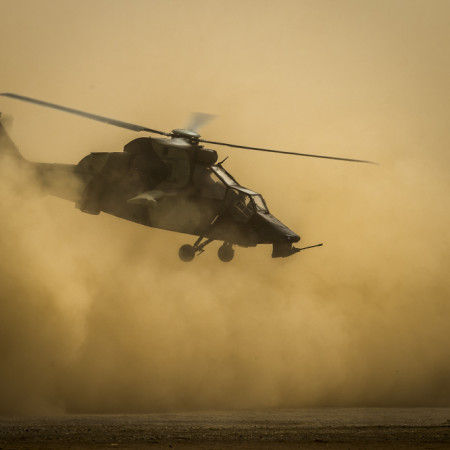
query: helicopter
[{"left": 0, "top": 93, "right": 375, "bottom": 262}]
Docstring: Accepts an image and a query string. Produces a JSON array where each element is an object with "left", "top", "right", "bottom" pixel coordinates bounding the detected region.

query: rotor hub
[{"left": 171, "top": 128, "right": 200, "bottom": 144}]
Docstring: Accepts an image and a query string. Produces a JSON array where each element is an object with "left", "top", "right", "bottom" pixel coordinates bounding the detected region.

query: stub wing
[{"left": 127, "top": 190, "right": 166, "bottom": 206}]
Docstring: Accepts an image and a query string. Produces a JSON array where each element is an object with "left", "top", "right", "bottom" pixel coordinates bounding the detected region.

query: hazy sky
[{"left": 0, "top": 0, "right": 449, "bottom": 414}]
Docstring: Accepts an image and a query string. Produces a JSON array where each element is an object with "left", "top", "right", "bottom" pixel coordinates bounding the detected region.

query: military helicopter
[{"left": 0, "top": 93, "right": 375, "bottom": 262}]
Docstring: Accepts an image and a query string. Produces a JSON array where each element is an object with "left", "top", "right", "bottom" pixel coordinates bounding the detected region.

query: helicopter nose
[
  {"left": 286, "top": 233, "right": 300, "bottom": 243},
  {"left": 272, "top": 239, "right": 300, "bottom": 258},
  {"left": 257, "top": 212, "right": 300, "bottom": 243}
]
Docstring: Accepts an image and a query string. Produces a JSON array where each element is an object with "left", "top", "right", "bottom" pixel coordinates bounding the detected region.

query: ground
[{"left": 1, "top": 408, "right": 450, "bottom": 449}]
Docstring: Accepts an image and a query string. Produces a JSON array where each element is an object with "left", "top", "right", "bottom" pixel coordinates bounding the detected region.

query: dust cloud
[{"left": 0, "top": 0, "right": 449, "bottom": 415}]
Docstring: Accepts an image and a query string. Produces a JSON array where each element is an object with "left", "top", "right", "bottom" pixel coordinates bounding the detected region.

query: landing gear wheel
[
  {"left": 179, "top": 244, "right": 195, "bottom": 262},
  {"left": 218, "top": 243, "right": 234, "bottom": 262}
]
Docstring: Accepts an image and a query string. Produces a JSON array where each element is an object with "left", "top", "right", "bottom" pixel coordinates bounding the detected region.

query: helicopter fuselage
[
  {"left": 33, "top": 135, "right": 301, "bottom": 258},
  {"left": 0, "top": 92, "right": 377, "bottom": 260}
]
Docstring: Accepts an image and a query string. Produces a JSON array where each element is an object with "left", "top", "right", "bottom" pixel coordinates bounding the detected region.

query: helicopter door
[{"left": 226, "top": 188, "right": 255, "bottom": 222}]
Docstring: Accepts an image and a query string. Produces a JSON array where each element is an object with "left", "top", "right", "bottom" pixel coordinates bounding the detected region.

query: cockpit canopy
[
  {"left": 225, "top": 187, "right": 269, "bottom": 222},
  {"left": 194, "top": 164, "right": 269, "bottom": 221}
]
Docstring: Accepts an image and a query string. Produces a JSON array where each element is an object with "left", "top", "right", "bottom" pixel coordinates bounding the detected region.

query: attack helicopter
[{"left": 0, "top": 93, "right": 375, "bottom": 262}]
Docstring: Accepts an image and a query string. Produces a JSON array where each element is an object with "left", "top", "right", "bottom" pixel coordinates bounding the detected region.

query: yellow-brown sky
[{"left": 0, "top": 0, "right": 449, "bottom": 414}]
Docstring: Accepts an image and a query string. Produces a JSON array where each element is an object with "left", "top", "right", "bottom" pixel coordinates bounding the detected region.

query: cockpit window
[
  {"left": 235, "top": 193, "right": 254, "bottom": 218},
  {"left": 226, "top": 188, "right": 255, "bottom": 222},
  {"left": 211, "top": 166, "right": 238, "bottom": 186},
  {"left": 252, "top": 195, "right": 269, "bottom": 212}
]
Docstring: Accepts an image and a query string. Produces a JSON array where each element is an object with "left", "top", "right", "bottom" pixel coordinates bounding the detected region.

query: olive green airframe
[{"left": 0, "top": 93, "right": 374, "bottom": 261}]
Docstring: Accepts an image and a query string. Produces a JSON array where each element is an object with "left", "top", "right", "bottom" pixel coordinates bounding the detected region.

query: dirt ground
[{"left": 1, "top": 408, "right": 449, "bottom": 449}]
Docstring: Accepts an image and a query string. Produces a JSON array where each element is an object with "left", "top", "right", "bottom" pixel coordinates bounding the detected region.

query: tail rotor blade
[{"left": 0, "top": 112, "right": 14, "bottom": 130}]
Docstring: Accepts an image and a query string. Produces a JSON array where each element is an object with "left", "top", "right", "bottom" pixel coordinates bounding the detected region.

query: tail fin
[{"left": 0, "top": 113, "right": 24, "bottom": 161}]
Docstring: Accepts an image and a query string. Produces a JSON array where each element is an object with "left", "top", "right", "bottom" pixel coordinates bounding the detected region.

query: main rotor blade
[
  {"left": 186, "top": 112, "right": 217, "bottom": 132},
  {"left": 199, "top": 138, "right": 377, "bottom": 164},
  {"left": 0, "top": 93, "right": 171, "bottom": 136}
]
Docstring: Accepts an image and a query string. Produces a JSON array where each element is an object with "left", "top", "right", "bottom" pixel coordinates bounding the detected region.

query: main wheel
[
  {"left": 218, "top": 244, "right": 234, "bottom": 262},
  {"left": 179, "top": 244, "right": 195, "bottom": 262}
]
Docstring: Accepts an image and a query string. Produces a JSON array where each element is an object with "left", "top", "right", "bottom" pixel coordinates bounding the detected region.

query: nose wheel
[
  {"left": 178, "top": 244, "right": 196, "bottom": 262},
  {"left": 218, "top": 243, "right": 234, "bottom": 262},
  {"left": 178, "top": 239, "right": 234, "bottom": 262}
]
